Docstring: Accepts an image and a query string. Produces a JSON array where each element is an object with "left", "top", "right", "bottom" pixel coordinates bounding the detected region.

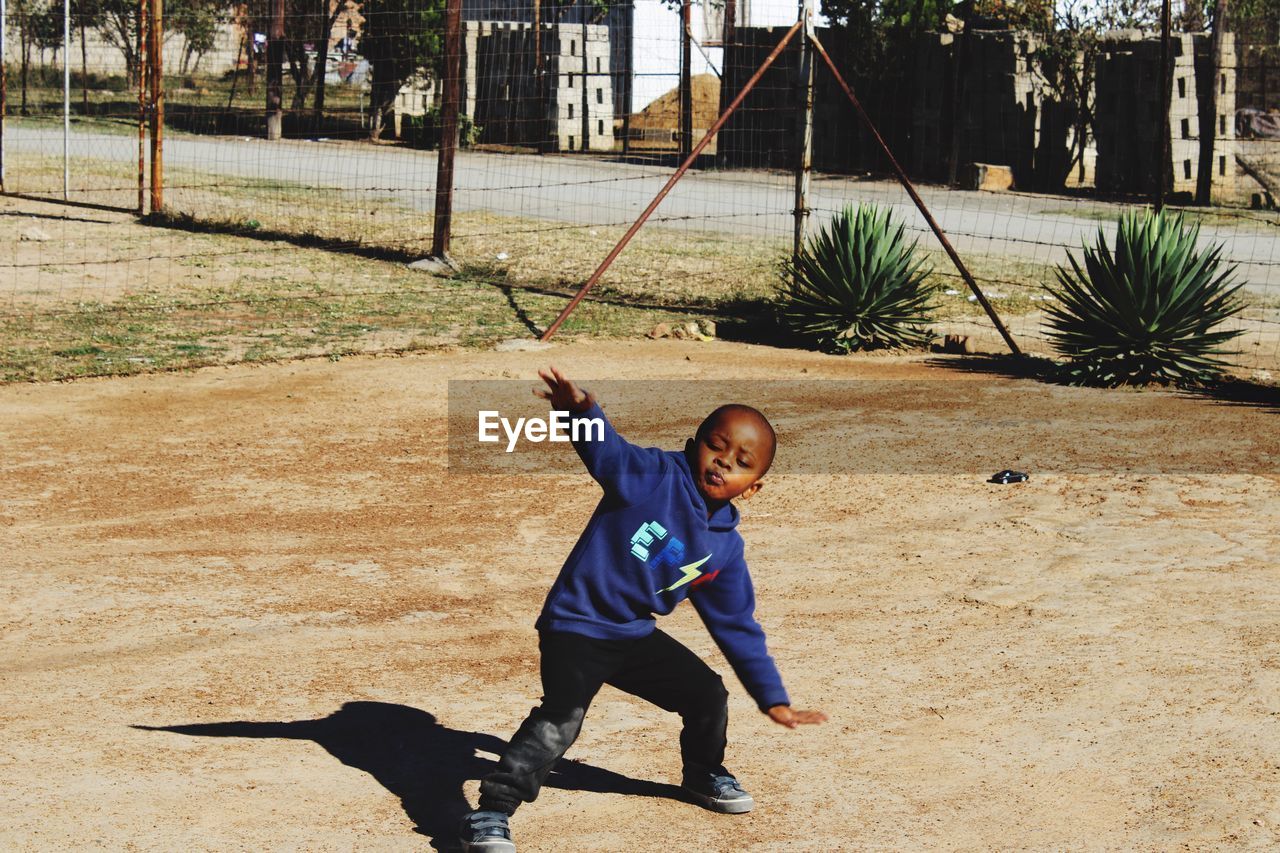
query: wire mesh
[{"left": 1, "top": 0, "right": 1279, "bottom": 381}]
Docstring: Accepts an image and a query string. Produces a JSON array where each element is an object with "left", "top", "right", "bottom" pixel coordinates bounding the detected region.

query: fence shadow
[
  {"left": 926, "top": 353, "right": 1278, "bottom": 412},
  {"left": 133, "top": 701, "right": 685, "bottom": 851}
]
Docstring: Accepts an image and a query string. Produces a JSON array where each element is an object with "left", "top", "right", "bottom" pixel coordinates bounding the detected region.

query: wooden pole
[
  {"left": 580, "top": 0, "right": 589, "bottom": 149},
  {"left": 946, "top": 0, "right": 971, "bottom": 185},
  {"left": 717, "top": 0, "right": 736, "bottom": 151},
  {"left": 430, "top": 0, "right": 463, "bottom": 258},
  {"left": 1, "top": 0, "right": 7, "bottom": 193},
  {"left": 793, "top": 0, "right": 814, "bottom": 261},
  {"left": 1196, "top": 0, "right": 1228, "bottom": 205},
  {"left": 80, "top": 13, "right": 88, "bottom": 115},
  {"left": 149, "top": 0, "right": 163, "bottom": 212},
  {"left": 1155, "top": 0, "right": 1171, "bottom": 211},
  {"left": 621, "top": 1, "right": 633, "bottom": 154},
  {"left": 64, "top": 0, "right": 71, "bottom": 199},
  {"left": 533, "top": 0, "right": 547, "bottom": 152},
  {"left": 679, "top": 0, "right": 693, "bottom": 158},
  {"left": 138, "top": 0, "right": 146, "bottom": 214},
  {"left": 541, "top": 20, "right": 804, "bottom": 341},
  {"left": 810, "top": 32, "right": 1023, "bottom": 357},
  {"left": 266, "top": 0, "right": 284, "bottom": 140},
  {"left": 313, "top": 0, "right": 330, "bottom": 126},
  {"left": 227, "top": 30, "right": 244, "bottom": 112}
]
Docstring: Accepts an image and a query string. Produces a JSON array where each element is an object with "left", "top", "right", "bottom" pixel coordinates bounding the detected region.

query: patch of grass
[
  {"left": 5, "top": 145, "right": 1277, "bottom": 379},
  {"left": 0, "top": 234, "right": 695, "bottom": 382}
]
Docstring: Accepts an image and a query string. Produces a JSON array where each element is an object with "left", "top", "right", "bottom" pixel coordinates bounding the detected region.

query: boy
[{"left": 461, "top": 367, "right": 826, "bottom": 852}]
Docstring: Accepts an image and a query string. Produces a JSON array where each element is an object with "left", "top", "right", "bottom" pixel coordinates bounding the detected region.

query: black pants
[{"left": 477, "top": 628, "right": 730, "bottom": 816}]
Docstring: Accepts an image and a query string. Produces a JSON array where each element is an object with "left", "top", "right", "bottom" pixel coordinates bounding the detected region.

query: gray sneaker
[
  {"left": 682, "top": 770, "right": 756, "bottom": 814},
  {"left": 459, "top": 809, "right": 516, "bottom": 853}
]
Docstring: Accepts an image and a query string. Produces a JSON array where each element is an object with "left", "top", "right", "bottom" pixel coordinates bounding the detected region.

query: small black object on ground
[{"left": 989, "top": 470, "right": 1029, "bottom": 484}]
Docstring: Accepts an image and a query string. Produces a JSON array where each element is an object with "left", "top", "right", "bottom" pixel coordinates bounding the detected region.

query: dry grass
[{"left": 4, "top": 144, "right": 1279, "bottom": 381}]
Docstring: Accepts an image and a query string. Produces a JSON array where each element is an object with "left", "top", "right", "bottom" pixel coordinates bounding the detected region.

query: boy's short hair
[{"left": 696, "top": 404, "right": 777, "bottom": 475}]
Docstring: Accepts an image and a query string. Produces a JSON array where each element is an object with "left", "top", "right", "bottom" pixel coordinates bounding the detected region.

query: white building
[{"left": 629, "top": 0, "right": 821, "bottom": 112}]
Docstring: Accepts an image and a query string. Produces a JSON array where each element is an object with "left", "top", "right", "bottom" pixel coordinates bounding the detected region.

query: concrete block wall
[
  {"left": 1199, "top": 32, "right": 1241, "bottom": 205},
  {"left": 1094, "top": 31, "right": 1239, "bottom": 201},
  {"left": 547, "top": 25, "right": 615, "bottom": 152},
  {"left": 458, "top": 20, "right": 614, "bottom": 151}
]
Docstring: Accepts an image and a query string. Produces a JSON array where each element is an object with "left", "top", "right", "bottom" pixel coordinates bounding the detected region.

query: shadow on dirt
[
  {"left": 134, "top": 701, "right": 684, "bottom": 851},
  {"left": 925, "top": 353, "right": 1278, "bottom": 412}
]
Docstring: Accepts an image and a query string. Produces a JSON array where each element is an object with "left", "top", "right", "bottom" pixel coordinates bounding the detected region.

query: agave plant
[
  {"left": 780, "top": 204, "right": 936, "bottom": 352},
  {"left": 1044, "top": 209, "right": 1246, "bottom": 386}
]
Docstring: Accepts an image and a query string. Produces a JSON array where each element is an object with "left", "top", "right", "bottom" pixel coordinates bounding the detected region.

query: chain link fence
[{"left": 2, "top": 0, "right": 1278, "bottom": 379}]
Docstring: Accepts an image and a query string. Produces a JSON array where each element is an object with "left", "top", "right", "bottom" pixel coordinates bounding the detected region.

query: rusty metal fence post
[
  {"left": 430, "top": 0, "right": 463, "bottom": 259},
  {"left": 148, "top": 0, "right": 163, "bottom": 213},
  {"left": 1, "top": 0, "right": 7, "bottom": 193},
  {"left": 792, "top": 0, "right": 815, "bottom": 261},
  {"left": 1156, "top": 0, "right": 1171, "bottom": 212},
  {"left": 137, "top": 0, "right": 147, "bottom": 215}
]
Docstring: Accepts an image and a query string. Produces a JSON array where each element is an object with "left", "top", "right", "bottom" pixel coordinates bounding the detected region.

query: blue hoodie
[{"left": 535, "top": 401, "right": 790, "bottom": 712}]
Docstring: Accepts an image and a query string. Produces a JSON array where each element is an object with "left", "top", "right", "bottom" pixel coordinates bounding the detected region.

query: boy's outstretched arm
[
  {"left": 691, "top": 552, "right": 827, "bottom": 728},
  {"left": 534, "top": 365, "right": 667, "bottom": 504},
  {"left": 766, "top": 705, "right": 828, "bottom": 728}
]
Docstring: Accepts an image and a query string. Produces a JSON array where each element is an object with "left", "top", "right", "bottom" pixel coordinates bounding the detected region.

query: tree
[
  {"left": 238, "top": 0, "right": 345, "bottom": 116},
  {"left": 359, "top": 0, "right": 445, "bottom": 140},
  {"left": 169, "top": 0, "right": 228, "bottom": 74},
  {"left": 965, "top": 0, "right": 1168, "bottom": 189},
  {"left": 13, "top": 0, "right": 36, "bottom": 114},
  {"left": 30, "top": 1, "right": 65, "bottom": 68},
  {"left": 77, "top": 0, "right": 229, "bottom": 84},
  {"left": 81, "top": 0, "right": 144, "bottom": 84}
]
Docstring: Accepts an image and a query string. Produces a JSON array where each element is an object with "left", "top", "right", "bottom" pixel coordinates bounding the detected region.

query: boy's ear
[{"left": 739, "top": 480, "right": 763, "bottom": 501}]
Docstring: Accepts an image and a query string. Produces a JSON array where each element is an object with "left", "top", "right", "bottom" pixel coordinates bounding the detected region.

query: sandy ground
[{"left": 2, "top": 339, "right": 1279, "bottom": 851}]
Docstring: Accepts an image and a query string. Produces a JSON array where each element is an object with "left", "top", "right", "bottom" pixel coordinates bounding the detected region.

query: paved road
[{"left": 8, "top": 125, "right": 1280, "bottom": 296}]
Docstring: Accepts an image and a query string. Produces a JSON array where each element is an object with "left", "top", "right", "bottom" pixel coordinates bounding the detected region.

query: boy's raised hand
[
  {"left": 535, "top": 365, "right": 595, "bottom": 415},
  {"left": 767, "top": 705, "right": 829, "bottom": 729}
]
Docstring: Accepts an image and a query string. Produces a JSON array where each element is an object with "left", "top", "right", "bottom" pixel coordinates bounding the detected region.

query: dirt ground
[{"left": 3, "top": 340, "right": 1278, "bottom": 851}]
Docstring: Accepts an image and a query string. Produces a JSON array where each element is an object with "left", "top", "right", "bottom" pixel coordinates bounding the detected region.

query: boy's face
[{"left": 688, "top": 409, "right": 773, "bottom": 505}]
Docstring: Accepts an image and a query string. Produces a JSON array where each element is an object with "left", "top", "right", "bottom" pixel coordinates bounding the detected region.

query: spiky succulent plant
[
  {"left": 780, "top": 204, "right": 936, "bottom": 352},
  {"left": 1044, "top": 209, "right": 1246, "bottom": 386}
]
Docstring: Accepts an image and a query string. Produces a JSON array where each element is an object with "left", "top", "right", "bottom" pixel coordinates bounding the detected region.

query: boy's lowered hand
[
  {"left": 767, "top": 705, "right": 828, "bottom": 728},
  {"left": 535, "top": 365, "right": 596, "bottom": 415}
]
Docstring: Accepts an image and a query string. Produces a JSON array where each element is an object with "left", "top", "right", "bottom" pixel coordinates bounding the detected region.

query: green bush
[
  {"left": 1044, "top": 209, "right": 1246, "bottom": 386},
  {"left": 779, "top": 203, "right": 936, "bottom": 352},
  {"left": 402, "top": 108, "right": 480, "bottom": 149}
]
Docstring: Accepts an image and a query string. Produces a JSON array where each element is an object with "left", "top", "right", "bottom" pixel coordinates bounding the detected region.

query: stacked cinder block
[
  {"left": 1196, "top": 31, "right": 1240, "bottom": 204},
  {"left": 1095, "top": 31, "right": 1237, "bottom": 201},
  {"left": 458, "top": 20, "right": 614, "bottom": 152},
  {"left": 960, "top": 29, "right": 1044, "bottom": 184},
  {"left": 1169, "top": 34, "right": 1203, "bottom": 192},
  {"left": 908, "top": 29, "right": 1061, "bottom": 188},
  {"left": 546, "top": 24, "right": 615, "bottom": 152}
]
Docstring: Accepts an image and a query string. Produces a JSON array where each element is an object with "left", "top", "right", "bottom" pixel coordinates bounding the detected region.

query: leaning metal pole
[
  {"left": 808, "top": 32, "right": 1023, "bottom": 357},
  {"left": 539, "top": 19, "right": 805, "bottom": 342}
]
